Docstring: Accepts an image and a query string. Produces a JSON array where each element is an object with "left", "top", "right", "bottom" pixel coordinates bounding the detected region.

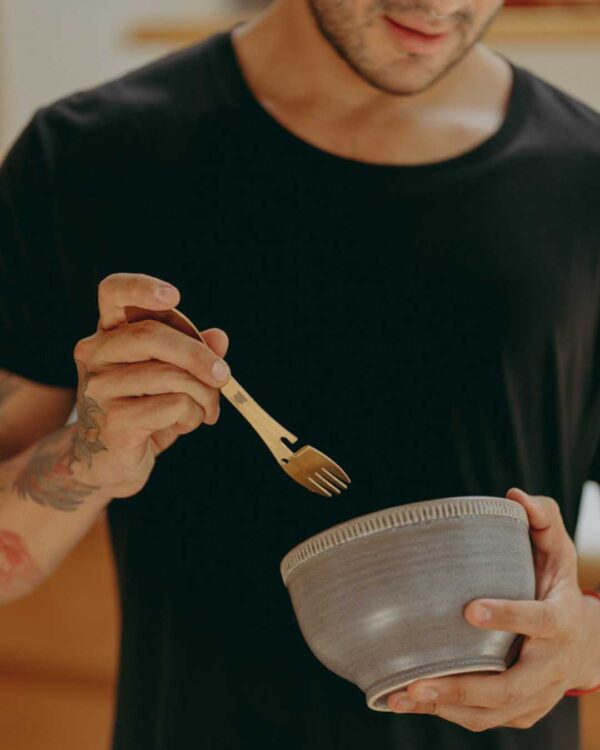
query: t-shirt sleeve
[{"left": 0, "top": 111, "right": 80, "bottom": 388}]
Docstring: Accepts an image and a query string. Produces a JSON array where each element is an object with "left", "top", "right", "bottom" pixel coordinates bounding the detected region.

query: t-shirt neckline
[{"left": 218, "top": 27, "right": 529, "bottom": 177}]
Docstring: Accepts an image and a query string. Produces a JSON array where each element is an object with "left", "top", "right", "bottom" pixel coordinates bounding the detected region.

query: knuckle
[
  {"left": 98, "top": 272, "right": 124, "bottom": 299},
  {"left": 455, "top": 685, "right": 469, "bottom": 706},
  {"left": 179, "top": 393, "right": 203, "bottom": 420},
  {"left": 512, "top": 717, "right": 536, "bottom": 730},
  {"left": 203, "top": 392, "right": 221, "bottom": 425},
  {"left": 172, "top": 391, "right": 192, "bottom": 409},
  {"left": 100, "top": 272, "right": 125, "bottom": 285},
  {"left": 186, "top": 340, "right": 210, "bottom": 371},
  {"left": 98, "top": 273, "right": 115, "bottom": 293},
  {"left": 130, "top": 319, "right": 161, "bottom": 340},
  {"left": 165, "top": 393, "right": 203, "bottom": 433},
  {"left": 185, "top": 404, "right": 205, "bottom": 432},
  {"left": 162, "top": 366, "right": 219, "bottom": 423},
  {"left": 542, "top": 495, "right": 562, "bottom": 520},
  {"left": 540, "top": 494, "right": 558, "bottom": 509},
  {"left": 192, "top": 401, "right": 206, "bottom": 424},
  {"left": 466, "top": 717, "right": 491, "bottom": 733},
  {"left": 73, "top": 335, "right": 95, "bottom": 362}
]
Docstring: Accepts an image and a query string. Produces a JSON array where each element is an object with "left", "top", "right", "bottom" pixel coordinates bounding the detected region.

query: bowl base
[{"left": 366, "top": 658, "right": 506, "bottom": 711}]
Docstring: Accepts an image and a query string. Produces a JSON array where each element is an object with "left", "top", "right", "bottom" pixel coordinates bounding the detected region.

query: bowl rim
[{"left": 280, "top": 495, "right": 528, "bottom": 585}]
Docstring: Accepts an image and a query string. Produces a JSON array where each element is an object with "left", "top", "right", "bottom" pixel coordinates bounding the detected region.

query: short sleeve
[{"left": 0, "top": 111, "right": 79, "bottom": 388}]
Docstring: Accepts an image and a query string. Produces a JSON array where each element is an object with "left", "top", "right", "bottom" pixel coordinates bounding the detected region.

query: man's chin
[
  {"left": 377, "top": 45, "right": 478, "bottom": 96},
  {"left": 344, "top": 43, "right": 469, "bottom": 97}
]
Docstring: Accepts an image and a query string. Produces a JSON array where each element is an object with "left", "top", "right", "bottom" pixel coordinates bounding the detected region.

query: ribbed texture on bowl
[{"left": 280, "top": 496, "right": 528, "bottom": 585}]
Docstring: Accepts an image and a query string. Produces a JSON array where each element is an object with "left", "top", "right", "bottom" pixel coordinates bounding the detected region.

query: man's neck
[{"left": 232, "top": 0, "right": 514, "bottom": 165}]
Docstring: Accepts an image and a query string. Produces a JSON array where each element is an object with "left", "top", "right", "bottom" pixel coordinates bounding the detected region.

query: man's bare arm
[
  {"left": 0, "top": 423, "right": 114, "bottom": 605},
  {"left": 0, "top": 273, "right": 230, "bottom": 606},
  {"left": 0, "top": 369, "right": 76, "bottom": 461},
  {"left": 0, "top": 369, "right": 112, "bottom": 605}
]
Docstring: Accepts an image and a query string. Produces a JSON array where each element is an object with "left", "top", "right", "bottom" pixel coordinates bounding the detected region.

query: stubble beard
[{"left": 306, "top": 0, "right": 503, "bottom": 96}]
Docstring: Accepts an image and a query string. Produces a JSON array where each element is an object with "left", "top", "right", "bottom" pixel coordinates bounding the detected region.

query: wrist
[
  {"left": 45, "top": 425, "right": 116, "bottom": 510},
  {"left": 569, "top": 590, "right": 600, "bottom": 693}
]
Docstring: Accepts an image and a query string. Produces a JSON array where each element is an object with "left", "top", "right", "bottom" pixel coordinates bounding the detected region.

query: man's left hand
[{"left": 386, "top": 487, "right": 600, "bottom": 731}]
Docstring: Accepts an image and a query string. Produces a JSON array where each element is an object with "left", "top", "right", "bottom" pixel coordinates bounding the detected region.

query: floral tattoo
[
  {"left": 68, "top": 359, "right": 108, "bottom": 468},
  {"left": 12, "top": 360, "right": 108, "bottom": 511}
]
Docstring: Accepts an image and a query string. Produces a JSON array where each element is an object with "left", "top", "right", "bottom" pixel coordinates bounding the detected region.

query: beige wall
[
  {"left": 0, "top": 0, "right": 227, "bottom": 153},
  {"left": 492, "top": 40, "right": 600, "bottom": 110}
]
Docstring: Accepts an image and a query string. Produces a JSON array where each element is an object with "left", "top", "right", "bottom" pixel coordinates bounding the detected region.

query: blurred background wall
[
  {"left": 2, "top": 2, "right": 600, "bottom": 153},
  {"left": 0, "top": 0, "right": 222, "bottom": 152},
  {"left": 495, "top": 41, "right": 600, "bottom": 112},
  {"left": 0, "top": 2, "right": 599, "bottom": 749}
]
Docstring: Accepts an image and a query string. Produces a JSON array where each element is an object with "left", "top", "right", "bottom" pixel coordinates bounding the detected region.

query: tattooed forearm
[
  {"left": 0, "top": 528, "right": 42, "bottom": 597},
  {"left": 12, "top": 362, "right": 108, "bottom": 512},
  {"left": 12, "top": 426, "right": 101, "bottom": 511}
]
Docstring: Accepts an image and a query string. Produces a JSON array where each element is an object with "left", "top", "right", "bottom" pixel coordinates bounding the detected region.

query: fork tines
[{"left": 309, "top": 467, "right": 350, "bottom": 498}]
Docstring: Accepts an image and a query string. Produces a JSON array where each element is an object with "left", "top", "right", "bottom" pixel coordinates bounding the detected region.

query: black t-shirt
[{"left": 1, "top": 28, "right": 599, "bottom": 750}]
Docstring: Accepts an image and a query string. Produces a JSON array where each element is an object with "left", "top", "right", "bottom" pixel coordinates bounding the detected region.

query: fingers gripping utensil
[{"left": 125, "top": 306, "right": 351, "bottom": 498}]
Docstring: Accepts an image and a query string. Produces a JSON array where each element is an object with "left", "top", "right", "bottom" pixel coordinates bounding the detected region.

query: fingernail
[
  {"left": 472, "top": 604, "right": 492, "bottom": 623},
  {"left": 414, "top": 687, "right": 438, "bottom": 702},
  {"left": 156, "top": 283, "right": 178, "bottom": 301},
  {"left": 392, "top": 696, "right": 417, "bottom": 711},
  {"left": 212, "top": 360, "right": 230, "bottom": 382}
]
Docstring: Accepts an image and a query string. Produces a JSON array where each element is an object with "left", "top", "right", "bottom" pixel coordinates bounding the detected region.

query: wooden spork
[{"left": 124, "top": 306, "right": 351, "bottom": 498}]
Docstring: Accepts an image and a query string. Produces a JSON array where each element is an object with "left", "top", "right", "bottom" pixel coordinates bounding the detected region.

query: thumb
[
  {"left": 505, "top": 487, "right": 575, "bottom": 563},
  {"left": 200, "top": 328, "right": 230, "bottom": 360}
]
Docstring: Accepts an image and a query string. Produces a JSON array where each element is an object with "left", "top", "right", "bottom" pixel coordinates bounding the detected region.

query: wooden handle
[{"left": 219, "top": 376, "right": 298, "bottom": 452}]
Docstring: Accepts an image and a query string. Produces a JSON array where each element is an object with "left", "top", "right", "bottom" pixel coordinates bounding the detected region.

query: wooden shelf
[
  {"left": 128, "top": 5, "right": 600, "bottom": 47},
  {"left": 492, "top": 3, "right": 600, "bottom": 40}
]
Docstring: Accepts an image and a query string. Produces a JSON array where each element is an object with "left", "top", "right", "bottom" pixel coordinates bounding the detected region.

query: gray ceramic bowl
[{"left": 280, "top": 496, "right": 535, "bottom": 711}]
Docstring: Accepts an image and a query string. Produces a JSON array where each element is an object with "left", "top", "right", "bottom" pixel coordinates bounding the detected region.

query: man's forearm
[{"left": 0, "top": 423, "right": 114, "bottom": 605}]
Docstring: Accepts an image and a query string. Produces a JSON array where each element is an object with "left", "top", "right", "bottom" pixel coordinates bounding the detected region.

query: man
[{"left": 0, "top": 0, "right": 599, "bottom": 747}]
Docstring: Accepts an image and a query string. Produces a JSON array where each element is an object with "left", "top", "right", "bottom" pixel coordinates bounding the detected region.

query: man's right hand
[{"left": 70, "top": 272, "right": 231, "bottom": 499}]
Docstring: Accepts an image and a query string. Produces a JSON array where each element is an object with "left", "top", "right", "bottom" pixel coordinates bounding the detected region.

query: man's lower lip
[{"left": 383, "top": 16, "right": 449, "bottom": 52}]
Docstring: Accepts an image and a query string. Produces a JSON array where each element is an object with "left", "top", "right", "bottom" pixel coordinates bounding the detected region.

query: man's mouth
[{"left": 383, "top": 15, "right": 451, "bottom": 50}]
